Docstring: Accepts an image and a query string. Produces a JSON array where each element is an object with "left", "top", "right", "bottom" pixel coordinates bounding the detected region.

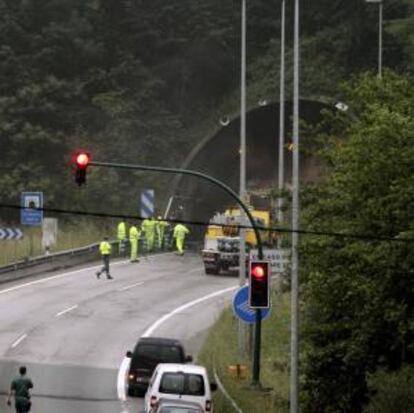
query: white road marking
[
  {"left": 0, "top": 251, "right": 174, "bottom": 296},
  {"left": 118, "top": 282, "right": 144, "bottom": 292},
  {"left": 142, "top": 285, "right": 238, "bottom": 337},
  {"left": 56, "top": 305, "right": 78, "bottom": 317},
  {"left": 11, "top": 333, "right": 27, "bottom": 349},
  {"left": 117, "top": 284, "right": 238, "bottom": 401},
  {"left": 117, "top": 356, "right": 131, "bottom": 401}
]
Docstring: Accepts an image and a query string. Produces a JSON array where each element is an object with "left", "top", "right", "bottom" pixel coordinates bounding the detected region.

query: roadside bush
[{"left": 364, "top": 366, "right": 414, "bottom": 413}]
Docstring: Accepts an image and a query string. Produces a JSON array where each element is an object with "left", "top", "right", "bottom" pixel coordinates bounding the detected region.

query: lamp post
[
  {"left": 291, "top": 0, "right": 300, "bottom": 411},
  {"left": 239, "top": 0, "right": 248, "bottom": 355},
  {"left": 277, "top": 0, "right": 286, "bottom": 242},
  {"left": 366, "top": 0, "right": 383, "bottom": 78}
]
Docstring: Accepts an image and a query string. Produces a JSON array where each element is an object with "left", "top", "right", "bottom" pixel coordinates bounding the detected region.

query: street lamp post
[
  {"left": 366, "top": 0, "right": 383, "bottom": 78},
  {"left": 291, "top": 0, "right": 300, "bottom": 411},
  {"left": 277, "top": 0, "right": 286, "bottom": 242},
  {"left": 239, "top": 0, "right": 248, "bottom": 357}
]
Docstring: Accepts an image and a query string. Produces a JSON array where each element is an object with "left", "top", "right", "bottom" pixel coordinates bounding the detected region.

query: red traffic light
[
  {"left": 251, "top": 263, "right": 266, "bottom": 279},
  {"left": 249, "top": 261, "right": 270, "bottom": 309},
  {"left": 72, "top": 150, "right": 91, "bottom": 186},
  {"left": 76, "top": 152, "right": 90, "bottom": 168}
]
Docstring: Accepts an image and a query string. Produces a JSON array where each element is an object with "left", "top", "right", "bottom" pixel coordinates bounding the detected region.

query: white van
[{"left": 144, "top": 363, "right": 217, "bottom": 413}]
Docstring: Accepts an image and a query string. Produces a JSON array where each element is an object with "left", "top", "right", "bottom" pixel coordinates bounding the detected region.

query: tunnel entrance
[{"left": 171, "top": 99, "right": 329, "bottom": 230}]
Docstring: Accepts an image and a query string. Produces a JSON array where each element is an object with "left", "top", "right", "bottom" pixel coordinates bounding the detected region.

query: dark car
[{"left": 126, "top": 337, "right": 192, "bottom": 397}]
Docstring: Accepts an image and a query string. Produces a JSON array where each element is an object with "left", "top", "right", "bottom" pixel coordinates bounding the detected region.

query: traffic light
[
  {"left": 73, "top": 151, "right": 91, "bottom": 186},
  {"left": 249, "top": 260, "right": 270, "bottom": 308}
]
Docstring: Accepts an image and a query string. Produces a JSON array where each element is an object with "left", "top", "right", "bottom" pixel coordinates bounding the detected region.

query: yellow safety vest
[
  {"left": 99, "top": 241, "right": 111, "bottom": 255},
  {"left": 173, "top": 224, "right": 189, "bottom": 240},
  {"left": 129, "top": 226, "right": 140, "bottom": 241},
  {"left": 117, "top": 222, "right": 126, "bottom": 240}
]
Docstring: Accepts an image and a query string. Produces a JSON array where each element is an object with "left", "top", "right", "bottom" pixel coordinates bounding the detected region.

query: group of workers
[{"left": 96, "top": 217, "right": 189, "bottom": 280}]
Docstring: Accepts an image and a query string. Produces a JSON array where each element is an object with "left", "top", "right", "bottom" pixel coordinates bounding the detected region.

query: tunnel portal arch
[{"left": 169, "top": 98, "right": 333, "bottom": 229}]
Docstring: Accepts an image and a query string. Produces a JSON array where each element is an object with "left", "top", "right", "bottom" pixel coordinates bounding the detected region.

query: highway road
[{"left": 0, "top": 252, "right": 238, "bottom": 413}]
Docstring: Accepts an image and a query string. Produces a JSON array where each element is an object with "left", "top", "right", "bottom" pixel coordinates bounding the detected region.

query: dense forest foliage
[{"left": 0, "top": 0, "right": 412, "bottom": 216}]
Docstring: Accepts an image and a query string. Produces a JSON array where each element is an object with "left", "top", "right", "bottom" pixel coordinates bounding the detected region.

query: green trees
[
  {"left": 0, "top": 0, "right": 412, "bottom": 217},
  {"left": 301, "top": 72, "right": 414, "bottom": 412}
]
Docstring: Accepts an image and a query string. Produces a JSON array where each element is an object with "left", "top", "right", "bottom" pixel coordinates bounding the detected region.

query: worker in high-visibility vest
[
  {"left": 141, "top": 216, "right": 156, "bottom": 252},
  {"left": 117, "top": 221, "right": 127, "bottom": 255},
  {"left": 96, "top": 237, "right": 113, "bottom": 279},
  {"left": 129, "top": 224, "right": 140, "bottom": 263},
  {"left": 173, "top": 223, "right": 189, "bottom": 255},
  {"left": 156, "top": 216, "right": 169, "bottom": 249}
]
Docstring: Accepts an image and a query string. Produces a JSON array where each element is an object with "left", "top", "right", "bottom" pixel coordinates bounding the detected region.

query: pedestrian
[
  {"left": 156, "top": 216, "right": 169, "bottom": 249},
  {"left": 141, "top": 216, "right": 156, "bottom": 252},
  {"left": 7, "top": 366, "right": 33, "bottom": 413},
  {"left": 96, "top": 236, "right": 113, "bottom": 279},
  {"left": 173, "top": 223, "right": 190, "bottom": 256},
  {"left": 129, "top": 223, "right": 140, "bottom": 263},
  {"left": 117, "top": 220, "right": 127, "bottom": 256}
]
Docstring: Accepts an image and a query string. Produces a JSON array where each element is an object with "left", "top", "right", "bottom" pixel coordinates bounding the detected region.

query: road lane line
[
  {"left": 117, "top": 284, "right": 238, "bottom": 401},
  {"left": 142, "top": 285, "right": 238, "bottom": 337},
  {"left": 11, "top": 333, "right": 27, "bottom": 349},
  {"left": 118, "top": 282, "right": 144, "bottom": 292},
  {"left": 56, "top": 305, "right": 78, "bottom": 317},
  {"left": 0, "top": 251, "right": 175, "bottom": 296}
]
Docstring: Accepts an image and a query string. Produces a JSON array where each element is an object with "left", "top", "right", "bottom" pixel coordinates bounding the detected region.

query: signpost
[
  {"left": 21, "top": 192, "right": 43, "bottom": 226},
  {"left": 233, "top": 286, "right": 271, "bottom": 324},
  {"left": 250, "top": 248, "right": 290, "bottom": 274}
]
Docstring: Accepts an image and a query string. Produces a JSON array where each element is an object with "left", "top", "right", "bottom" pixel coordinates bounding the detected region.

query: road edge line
[{"left": 214, "top": 368, "right": 244, "bottom": 413}]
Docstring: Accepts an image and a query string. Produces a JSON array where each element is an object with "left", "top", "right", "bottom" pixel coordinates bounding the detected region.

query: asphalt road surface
[{"left": 0, "top": 252, "right": 238, "bottom": 413}]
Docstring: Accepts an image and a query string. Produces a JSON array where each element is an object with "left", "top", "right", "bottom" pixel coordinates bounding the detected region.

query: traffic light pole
[{"left": 87, "top": 159, "right": 265, "bottom": 385}]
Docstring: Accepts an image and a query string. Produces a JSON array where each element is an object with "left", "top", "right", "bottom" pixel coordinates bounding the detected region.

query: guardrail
[
  {"left": 0, "top": 241, "right": 106, "bottom": 284},
  {"left": 0, "top": 236, "right": 200, "bottom": 285}
]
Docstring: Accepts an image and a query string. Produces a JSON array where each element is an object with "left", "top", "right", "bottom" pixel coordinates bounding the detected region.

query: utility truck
[{"left": 201, "top": 207, "right": 274, "bottom": 275}]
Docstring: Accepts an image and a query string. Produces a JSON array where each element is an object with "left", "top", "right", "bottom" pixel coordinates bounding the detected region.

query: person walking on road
[
  {"left": 117, "top": 220, "right": 127, "bottom": 256},
  {"left": 129, "top": 223, "right": 140, "bottom": 263},
  {"left": 173, "top": 223, "right": 189, "bottom": 256},
  {"left": 96, "top": 236, "right": 113, "bottom": 279},
  {"left": 7, "top": 366, "right": 33, "bottom": 413}
]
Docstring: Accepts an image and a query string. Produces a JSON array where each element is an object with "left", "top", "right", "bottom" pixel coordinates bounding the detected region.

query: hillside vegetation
[{"left": 0, "top": 0, "right": 412, "bottom": 217}]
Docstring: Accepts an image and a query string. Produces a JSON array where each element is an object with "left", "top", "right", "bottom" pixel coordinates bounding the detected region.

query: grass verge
[
  {"left": 0, "top": 220, "right": 109, "bottom": 266},
  {"left": 198, "top": 289, "right": 290, "bottom": 413}
]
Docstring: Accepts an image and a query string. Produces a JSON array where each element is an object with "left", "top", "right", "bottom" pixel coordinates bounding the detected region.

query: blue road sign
[
  {"left": 232, "top": 286, "right": 271, "bottom": 324},
  {"left": 141, "top": 189, "right": 155, "bottom": 218},
  {"left": 21, "top": 192, "right": 43, "bottom": 226},
  {"left": 0, "top": 228, "right": 23, "bottom": 240}
]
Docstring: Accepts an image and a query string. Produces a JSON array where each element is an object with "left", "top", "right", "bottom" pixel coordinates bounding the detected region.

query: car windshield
[
  {"left": 159, "top": 373, "right": 205, "bottom": 396},
  {"left": 131, "top": 344, "right": 183, "bottom": 369}
]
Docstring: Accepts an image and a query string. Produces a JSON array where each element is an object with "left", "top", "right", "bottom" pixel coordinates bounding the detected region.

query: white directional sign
[
  {"left": 250, "top": 248, "right": 290, "bottom": 274},
  {"left": 0, "top": 228, "right": 23, "bottom": 240}
]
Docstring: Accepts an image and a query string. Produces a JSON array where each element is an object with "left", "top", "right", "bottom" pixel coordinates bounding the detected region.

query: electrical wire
[{"left": 0, "top": 203, "right": 412, "bottom": 244}]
